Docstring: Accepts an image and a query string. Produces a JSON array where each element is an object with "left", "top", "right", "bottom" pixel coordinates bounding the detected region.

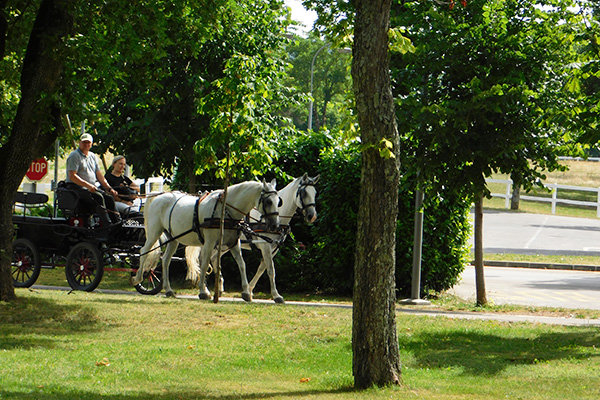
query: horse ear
[
  {"left": 312, "top": 175, "right": 320, "bottom": 184},
  {"left": 270, "top": 178, "right": 277, "bottom": 189}
]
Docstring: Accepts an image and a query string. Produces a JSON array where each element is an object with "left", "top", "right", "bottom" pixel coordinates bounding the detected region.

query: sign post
[{"left": 26, "top": 158, "right": 49, "bottom": 182}]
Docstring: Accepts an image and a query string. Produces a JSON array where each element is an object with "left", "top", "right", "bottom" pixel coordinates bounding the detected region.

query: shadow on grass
[
  {"left": 1, "top": 387, "right": 356, "bottom": 400},
  {"left": 400, "top": 328, "right": 600, "bottom": 376},
  {"left": 0, "top": 294, "right": 99, "bottom": 350}
]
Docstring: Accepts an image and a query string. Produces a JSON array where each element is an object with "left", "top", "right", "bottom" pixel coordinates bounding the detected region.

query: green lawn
[{"left": 1, "top": 289, "right": 599, "bottom": 400}]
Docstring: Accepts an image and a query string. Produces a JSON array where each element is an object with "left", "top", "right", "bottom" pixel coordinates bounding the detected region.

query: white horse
[
  {"left": 185, "top": 173, "right": 319, "bottom": 303},
  {"left": 132, "top": 179, "right": 280, "bottom": 299}
]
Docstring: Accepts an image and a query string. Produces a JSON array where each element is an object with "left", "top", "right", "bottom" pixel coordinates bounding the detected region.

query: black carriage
[{"left": 11, "top": 186, "right": 167, "bottom": 294}]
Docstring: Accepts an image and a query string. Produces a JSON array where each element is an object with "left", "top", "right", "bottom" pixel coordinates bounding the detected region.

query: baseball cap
[{"left": 80, "top": 133, "right": 93, "bottom": 143}]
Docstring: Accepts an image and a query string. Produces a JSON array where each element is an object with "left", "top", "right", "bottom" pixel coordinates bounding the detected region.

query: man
[{"left": 65, "top": 133, "right": 120, "bottom": 226}]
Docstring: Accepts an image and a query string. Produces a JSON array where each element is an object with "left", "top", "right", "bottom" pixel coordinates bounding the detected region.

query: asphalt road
[
  {"left": 472, "top": 210, "right": 600, "bottom": 256},
  {"left": 455, "top": 210, "right": 600, "bottom": 309},
  {"left": 451, "top": 265, "right": 600, "bottom": 310}
]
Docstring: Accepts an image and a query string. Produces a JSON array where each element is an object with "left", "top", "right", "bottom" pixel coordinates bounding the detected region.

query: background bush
[{"left": 249, "top": 131, "right": 471, "bottom": 298}]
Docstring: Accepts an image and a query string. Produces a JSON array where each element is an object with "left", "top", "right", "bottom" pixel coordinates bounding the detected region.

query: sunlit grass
[{"left": 1, "top": 289, "right": 598, "bottom": 400}]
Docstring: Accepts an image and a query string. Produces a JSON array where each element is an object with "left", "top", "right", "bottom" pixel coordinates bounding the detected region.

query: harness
[
  {"left": 243, "top": 181, "right": 316, "bottom": 251},
  {"left": 163, "top": 188, "right": 280, "bottom": 249}
]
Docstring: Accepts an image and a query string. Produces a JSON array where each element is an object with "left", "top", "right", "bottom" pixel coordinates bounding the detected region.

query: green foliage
[
  {"left": 84, "top": 0, "right": 300, "bottom": 186},
  {"left": 269, "top": 131, "right": 468, "bottom": 297},
  {"left": 284, "top": 36, "right": 352, "bottom": 132},
  {"left": 396, "top": 177, "right": 471, "bottom": 294},
  {"left": 392, "top": 0, "right": 581, "bottom": 198},
  {"left": 556, "top": 4, "right": 600, "bottom": 147}
]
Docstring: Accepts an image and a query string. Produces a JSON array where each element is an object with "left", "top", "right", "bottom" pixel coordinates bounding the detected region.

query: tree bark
[
  {"left": 351, "top": 0, "right": 401, "bottom": 389},
  {"left": 0, "top": 0, "right": 72, "bottom": 302},
  {"left": 510, "top": 184, "right": 520, "bottom": 210},
  {"left": 474, "top": 195, "right": 487, "bottom": 306}
]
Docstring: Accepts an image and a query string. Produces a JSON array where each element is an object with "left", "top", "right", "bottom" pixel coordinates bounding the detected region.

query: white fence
[{"left": 487, "top": 178, "right": 600, "bottom": 217}]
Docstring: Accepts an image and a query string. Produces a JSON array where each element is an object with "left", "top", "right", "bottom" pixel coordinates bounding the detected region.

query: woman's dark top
[{"left": 105, "top": 173, "right": 136, "bottom": 202}]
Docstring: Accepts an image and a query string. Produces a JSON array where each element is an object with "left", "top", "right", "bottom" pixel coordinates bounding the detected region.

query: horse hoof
[
  {"left": 274, "top": 297, "right": 285, "bottom": 304},
  {"left": 129, "top": 276, "right": 139, "bottom": 286},
  {"left": 241, "top": 293, "right": 252, "bottom": 302},
  {"left": 165, "top": 291, "right": 176, "bottom": 298},
  {"left": 198, "top": 293, "right": 210, "bottom": 300}
]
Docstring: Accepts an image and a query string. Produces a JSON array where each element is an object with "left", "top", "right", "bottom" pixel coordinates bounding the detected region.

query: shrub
[{"left": 267, "top": 131, "right": 470, "bottom": 298}]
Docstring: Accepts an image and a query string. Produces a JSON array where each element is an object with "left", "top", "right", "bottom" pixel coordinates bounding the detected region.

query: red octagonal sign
[{"left": 26, "top": 158, "right": 48, "bottom": 181}]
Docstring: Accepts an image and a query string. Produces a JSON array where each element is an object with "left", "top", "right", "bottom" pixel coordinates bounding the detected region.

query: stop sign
[{"left": 26, "top": 158, "right": 48, "bottom": 181}]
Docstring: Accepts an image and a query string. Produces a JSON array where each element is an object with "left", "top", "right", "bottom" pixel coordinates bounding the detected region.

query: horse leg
[
  {"left": 132, "top": 230, "right": 163, "bottom": 286},
  {"left": 161, "top": 242, "right": 178, "bottom": 297},
  {"left": 229, "top": 243, "right": 251, "bottom": 302},
  {"left": 197, "top": 242, "right": 213, "bottom": 300},
  {"left": 247, "top": 245, "right": 267, "bottom": 292},
  {"left": 209, "top": 252, "right": 225, "bottom": 294},
  {"left": 260, "top": 247, "right": 284, "bottom": 304}
]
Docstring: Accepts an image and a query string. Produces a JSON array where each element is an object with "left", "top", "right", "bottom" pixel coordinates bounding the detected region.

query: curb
[{"left": 481, "top": 260, "right": 600, "bottom": 272}]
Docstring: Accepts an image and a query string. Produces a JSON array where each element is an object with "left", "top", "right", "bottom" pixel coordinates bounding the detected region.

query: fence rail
[{"left": 487, "top": 178, "right": 600, "bottom": 217}]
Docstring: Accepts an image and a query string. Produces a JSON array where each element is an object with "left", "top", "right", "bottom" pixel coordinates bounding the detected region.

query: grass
[
  {"left": 0, "top": 289, "right": 599, "bottom": 400},
  {"left": 486, "top": 159, "right": 600, "bottom": 219}
]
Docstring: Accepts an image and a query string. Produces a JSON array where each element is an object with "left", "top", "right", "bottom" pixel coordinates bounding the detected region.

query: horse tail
[
  {"left": 185, "top": 246, "right": 201, "bottom": 284},
  {"left": 139, "top": 194, "right": 161, "bottom": 274}
]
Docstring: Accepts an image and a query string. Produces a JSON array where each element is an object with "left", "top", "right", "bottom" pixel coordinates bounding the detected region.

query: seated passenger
[
  {"left": 105, "top": 155, "right": 142, "bottom": 218},
  {"left": 65, "top": 133, "right": 120, "bottom": 226}
]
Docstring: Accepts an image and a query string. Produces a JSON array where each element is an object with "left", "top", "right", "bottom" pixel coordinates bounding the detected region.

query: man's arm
[
  {"left": 96, "top": 170, "right": 118, "bottom": 196},
  {"left": 68, "top": 170, "right": 98, "bottom": 192}
]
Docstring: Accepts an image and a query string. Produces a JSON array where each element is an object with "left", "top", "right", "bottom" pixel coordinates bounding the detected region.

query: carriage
[
  {"left": 11, "top": 186, "right": 172, "bottom": 294},
  {"left": 12, "top": 174, "right": 319, "bottom": 302}
]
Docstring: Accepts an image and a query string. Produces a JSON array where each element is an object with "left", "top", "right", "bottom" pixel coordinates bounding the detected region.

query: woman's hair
[{"left": 111, "top": 155, "right": 125, "bottom": 165}]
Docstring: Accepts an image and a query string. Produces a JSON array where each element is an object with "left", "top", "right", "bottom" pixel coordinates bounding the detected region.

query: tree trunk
[
  {"left": 351, "top": 0, "right": 401, "bottom": 389},
  {"left": 510, "top": 184, "right": 520, "bottom": 210},
  {"left": 474, "top": 195, "right": 487, "bottom": 306},
  {"left": 0, "top": 0, "right": 72, "bottom": 302}
]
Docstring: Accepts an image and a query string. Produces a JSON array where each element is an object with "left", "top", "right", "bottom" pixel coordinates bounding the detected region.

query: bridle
[
  {"left": 296, "top": 182, "right": 316, "bottom": 215},
  {"left": 258, "top": 189, "right": 281, "bottom": 219}
]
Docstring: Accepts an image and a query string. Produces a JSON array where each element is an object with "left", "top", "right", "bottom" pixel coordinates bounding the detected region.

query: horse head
[
  {"left": 259, "top": 178, "right": 281, "bottom": 231},
  {"left": 297, "top": 173, "right": 319, "bottom": 224}
]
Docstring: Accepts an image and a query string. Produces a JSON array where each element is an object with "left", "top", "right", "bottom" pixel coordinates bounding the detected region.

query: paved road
[
  {"left": 472, "top": 210, "right": 600, "bottom": 256},
  {"left": 456, "top": 210, "right": 600, "bottom": 309},
  {"left": 451, "top": 265, "right": 600, "bottom": 310}
]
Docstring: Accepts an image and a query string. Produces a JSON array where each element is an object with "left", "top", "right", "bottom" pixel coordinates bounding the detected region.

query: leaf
[
  {"left": 299, "top": 377, "right": 311, "bottom": 383},
  {"left": 95, "top": 358, "right": 110, "bottom": 367}
]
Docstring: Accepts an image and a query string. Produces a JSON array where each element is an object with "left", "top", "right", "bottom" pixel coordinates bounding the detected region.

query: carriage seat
[{"left": 56, "top": 182, "right": 98, "bottom": 226}]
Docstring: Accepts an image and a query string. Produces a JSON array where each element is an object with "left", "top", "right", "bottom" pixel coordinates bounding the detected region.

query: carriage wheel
[
  {"left": 12, "top": 238, "right": 41, "bottom": 288},
  {"left": 133, "top": 263, "right": 163, "bottom": 295},
  {"left": 65, "top": 242, "right": 104, "bottom": 292}
]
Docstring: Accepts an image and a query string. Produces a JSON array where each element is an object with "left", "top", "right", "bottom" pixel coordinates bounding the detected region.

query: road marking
[
  {"left": 569, "top": 292, "right": 596, "bottom": 302},
  {"left": 524, "top": 216, "right": 549, "bottom": 249}
]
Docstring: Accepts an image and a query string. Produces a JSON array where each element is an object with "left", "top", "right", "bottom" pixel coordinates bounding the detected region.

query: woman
[{"left": 105, "top": 155, "right": 141, "bottom": 217}]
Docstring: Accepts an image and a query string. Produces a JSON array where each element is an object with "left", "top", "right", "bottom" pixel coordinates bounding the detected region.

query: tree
[
  {"left": 557, "top": 2, "right": 600, "bottom": 148},
  {"left": 0, "top": 0, "right": 295, "bottom": 300},
  {"left": 284, "top": 36, "right": 352, "bottom": 131},
  {"left": 391, "top": 0, "right": 580, "bottom": 305},
  {"left": 351, "top": 0, "right": 402, "bottom": 388},
  {"left": 0, "top": 0, "right": 73, "bottom": 301},
  {"left": 93, "top": 1, "right": 299, "bottom": 191}
]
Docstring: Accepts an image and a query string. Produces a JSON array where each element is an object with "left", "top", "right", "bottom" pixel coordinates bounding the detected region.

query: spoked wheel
[
  {"left": 65, "top": 242, "right": 104, "bottom": 292},
  {"left": 12, "top": 238, "right": 41, "bottom": 288},
  {"left": 133, "top": 263, "right": 163, "bottom": 295}
]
